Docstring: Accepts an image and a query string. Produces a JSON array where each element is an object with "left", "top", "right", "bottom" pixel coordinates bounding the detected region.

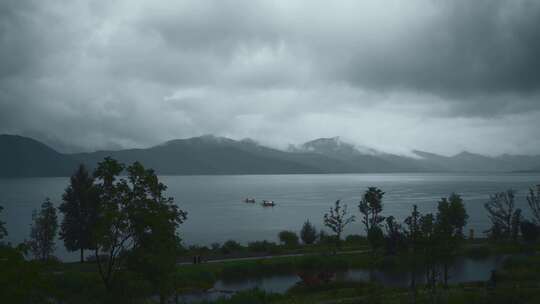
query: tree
[
  {"left": 419, "top": 213, "right": 439, "bottom": 301},
  {"left": 435, "top": 193, "right": 468, "bottom": 287},
  {"left": 92, "top": 157, "right": 127, "bottom": 291},
  {"left": 520, "top": 220, "right": 540, "bottom": 242},
  {"left": 323, "top": 200, "right": 355, "bottom": 249},
  {"left": 59, "top": 164, "right": 99, "bottom": 263},
  {"left": 511, "top": 208, "right": 522, "bottom": 241},
  {"left": 300, "top": 220, "right": 317, "bottom": 245},
  {"left": 359, "top": 187, "right": 385, "bottom": 283},
  {"left": 404, "top": 205, "right": 421, "bottom": 303},
  {"left": 358, "top": 187, "right": 385, "bottom": 234},
  {"left": 484, "top": 190, "right": 521, "bottom": 240},
  {"left": 124, "top": 162, "right": 187, "bottom": 304},
  {"left": 28, "top": 198, "right": 58, "bottom": 261},
  {"left": 527, "top": 184, "right": 540, "bottom": 224},
  {"left": 92, "top": 158, "right": 187, "bottom": 302},
  {"left": 0, "top": 205, "right": 7, "bottom": 241},
  {"left": 278, "top": 230, "right": 299, "bottom": 247},
  {"left": 384, "top": 216, "right": 405, "bottom": 255}
]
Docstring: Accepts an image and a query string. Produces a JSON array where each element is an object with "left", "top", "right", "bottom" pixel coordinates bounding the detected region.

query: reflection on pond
[{"left": 177, "top": 255, "right": 507, "bottom": 303}]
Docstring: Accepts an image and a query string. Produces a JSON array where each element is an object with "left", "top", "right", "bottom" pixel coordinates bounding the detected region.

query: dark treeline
[
  {"left": 0, "top": 158, "right": 539, "bottom": 303},
  {"left": 1, "top": 158, "right": 187, "bottom": 303}
]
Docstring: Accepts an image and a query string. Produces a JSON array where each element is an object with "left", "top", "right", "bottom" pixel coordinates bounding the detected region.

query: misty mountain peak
[
  {"left": 453, "top": 151, "right": 485, "bottom": 159},
  {"left": 296, "top": 137, "right": 379, "bottom": 156}
]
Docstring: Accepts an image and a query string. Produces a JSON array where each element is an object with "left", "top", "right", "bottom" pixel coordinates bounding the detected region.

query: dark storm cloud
[{"left": 0, "top": 0, "right": 539, "bottom": 155}]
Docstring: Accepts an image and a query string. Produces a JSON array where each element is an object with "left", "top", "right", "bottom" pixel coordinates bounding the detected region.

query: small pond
[{"left": 177, "top": 255, "right": 507, "bottom": 303}]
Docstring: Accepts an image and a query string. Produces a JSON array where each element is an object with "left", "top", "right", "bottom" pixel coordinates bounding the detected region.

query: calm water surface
[
  {"left": 180, "top": 255, "right": 508, "bottom": 303},
  {"left": 0, "top": 173, "right": 539, "bottom": 261}
]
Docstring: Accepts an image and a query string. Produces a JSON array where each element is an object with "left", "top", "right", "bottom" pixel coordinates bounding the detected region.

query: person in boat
[{"left": 262, "top": 200, "right": 275, "bottom": 207}]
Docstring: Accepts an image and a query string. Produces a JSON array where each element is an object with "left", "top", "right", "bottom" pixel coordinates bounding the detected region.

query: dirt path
[{"left": 178, "top": 249, "right": 369, "bottom": 265}]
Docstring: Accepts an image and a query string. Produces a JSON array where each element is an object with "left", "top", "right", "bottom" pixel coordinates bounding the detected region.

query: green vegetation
[
  {"left": 0, "top": 205, "right": 7, "bottom": 240},
  {"left": 278, "top": 230, "right": 299, "bottom": 247},
  {"left": 59, "top": 164, "right": 99, "bottom": 263},
  {"left": 300, "top": 220, "right": 318, "bottom": 244},
  {"left": 27, "top": 198, "right": 58, "bottom": 261},
  {"left": 323, "top": 200, "right": 355, "bottom": 249},
  {"left": 1, "top": 159, "right": 540, "bottom": 303}
]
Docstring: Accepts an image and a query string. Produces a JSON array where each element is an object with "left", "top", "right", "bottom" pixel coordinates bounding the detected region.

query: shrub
[
  {"left": 221, "top": 240, "right": 244, "bottom": 254},
  {"left": 300, "top": 220, "right": 318, "bottom": 245},
  {"left": 344, "top": 234, "right": 366, "bottom": 244},
  {"left": 278, "top": 231, "right": 299, "bottom": 247},
  {"left": 318, "top": 231, "right": 338, "bottom": 245},
  {"left": 211, "top": 242, "right": 221, "bottom": 251},
  {"left": 248, "top": 240, "right": 278, "bottom": 253},
  {"left": 520, "top": 220, "right": 540, "bottom": 242}
]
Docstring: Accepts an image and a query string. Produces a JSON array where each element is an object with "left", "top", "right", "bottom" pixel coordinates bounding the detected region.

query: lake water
[{"left": 1, "top": 173, "right": 539, "bottom": 261}]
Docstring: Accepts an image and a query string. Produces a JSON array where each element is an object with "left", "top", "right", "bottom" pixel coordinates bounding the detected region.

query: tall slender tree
[
  {"left": 435, "top": 193, "right": 468, "bottom": 288},
  {"left": 527, "top": 184, "right": 540, "bottom": 224},
  {"left": 0, "top": 205, "right": 7, "bottom": 241},
  {"left": 92, "top": 157, "right": 128, "bottom": 291},
  {"left": 300, "top": 220, "right": 318, "bottom": 245},
  {"left": 404, "top": 205, "right": 421, "bottom": 303},
  {"left": 59, "top": 164, "right": 99, "bottom": 263},
  {"left": 484, "top": 190, "right": 521, "bottom": 240},
  {"left": 359, "top": 187, "right": 385, "bottom": 235},
  {"left": 419, "top": 213, "right": 439, "bottom": 302},
  {"left": 359, "top": 187, "right": 385, "bottom": 282},
  {"left": 28, "top": 198, "right": 58, "bottom": 261},
  {"left": 324, "top": 200, "right": 355, "bottom": 250}
]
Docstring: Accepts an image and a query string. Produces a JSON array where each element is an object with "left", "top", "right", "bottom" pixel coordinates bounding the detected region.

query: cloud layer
[{"left": 1, "top": 0, "right": 539, "bottom": 155}]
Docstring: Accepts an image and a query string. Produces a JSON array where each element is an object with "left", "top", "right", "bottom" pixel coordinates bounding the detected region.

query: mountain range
[{"left": 1, "top": 134, "right": 540, "bottom": 177}]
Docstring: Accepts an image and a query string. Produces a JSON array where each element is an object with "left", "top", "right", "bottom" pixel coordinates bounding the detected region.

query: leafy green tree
[
  {"left": 300, "top": 220, "right": 317, "bottom": 245},
  {"left": 435, "top": 193, "right": 468, "bottom": 287},
  {"left": 278, "top": 230, "right": 299, "bottom": 247},
  {"left": 92, "top": 158, "right": 187, "bottom": 302},
  {"left": 358, "top": 187, "right": 385, "bottom": 234},
  {"left": 0, "top": 205, "right": 7, "bottom": 241},
  {"left": 419, "top": 213, "right": 439, "bottom": 301},
  {"left": 324, "top": 200, "right": 355, "bottom": 250},
  {"left": 123, "top": 162, "right": 187, "bottom": 303},
  {"left": 92, "top": 157, "right": 127, "bottom": 291},
  {"left": 59, "top": 164, "right": 99, "bottom": 263},
  {"left": 484, "top": 190, "right": 521, "bottom": 240},
  {"left": 527, "top": 184, "right": 540, "bottom": 224},
  {"left": 359, "top": 187, "right": 385, "bottom": 282},
  {"left": 384, "top": 216, "right": 405, "bottom": 255},
  {"left": 28, "top": 198, "right": 58, "bottom": 261},
  {"left": 404, "top": 205, "right": 421, "bottom": 303}
]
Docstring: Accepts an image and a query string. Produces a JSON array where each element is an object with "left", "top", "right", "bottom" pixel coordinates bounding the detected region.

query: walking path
[{"left": 178, "top": 249, "right": 369, "bottom": 266}]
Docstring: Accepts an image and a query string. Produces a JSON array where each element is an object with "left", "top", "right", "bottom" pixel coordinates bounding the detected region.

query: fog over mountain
[
  {"left": 1, "top": 1, "right": 540, "bottom": 156},
  {"left": 2, "top": 134, "right": 540, "bottom": 177}
]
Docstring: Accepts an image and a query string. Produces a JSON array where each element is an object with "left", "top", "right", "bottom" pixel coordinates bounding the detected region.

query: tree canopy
[
  {"left": 59, "top": 164, "right": 99, "bottom": 263},
  {"left": 28, "top": 198, "right": 58, "bottom": 261},
  {"left": 92, "top": 157, "right": 187, "bottom": 302}
]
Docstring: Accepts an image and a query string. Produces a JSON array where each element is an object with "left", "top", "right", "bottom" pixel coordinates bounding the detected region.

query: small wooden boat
[
  {"left": 262, "top": 200, "right": 275, "bottom": 207},
  {"left": 244, "top": 198, "right": 256, "bottom": 203}
]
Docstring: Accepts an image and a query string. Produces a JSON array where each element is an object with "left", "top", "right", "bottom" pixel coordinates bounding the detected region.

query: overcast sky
[{"left": 1, "top": 0, "right": 539, "bottom": 155}]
